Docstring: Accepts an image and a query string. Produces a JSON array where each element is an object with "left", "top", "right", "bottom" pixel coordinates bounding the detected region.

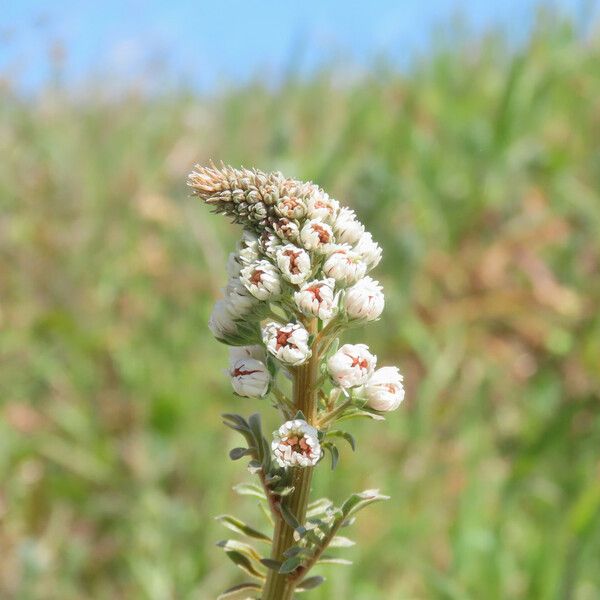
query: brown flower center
[
  {"left": 311, "top": 223, "right": 330, "bottom": 244},
  {"left": 275, "top": 329, "right": 294, "bottom": 350},
  {"left": 250, "top": 269, "right": 264, "bottom": 285},
  {"left": 351, "top": 356, "right": 369, "bottom": 369},
  {"left": 283, "top": 435, "right": 312, "bottom": 456},
  {"left": 283, "top": 249, "right": 302, "bottom": 274},
  {"left": 306, "top": 284, "right": 324, "bottom": 302}
]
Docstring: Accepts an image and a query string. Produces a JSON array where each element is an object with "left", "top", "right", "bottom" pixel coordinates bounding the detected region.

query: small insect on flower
[
  {"left": 323, "top": 244, "right": 367, "bottom": 286},
  {"left": 344, "top": 276, "right": 385, "bottom": 321},
  {"left": 300, "top": 219, "right": 335, "bottom": 253},
  {"left": 240, "top": 260, "right": 282, "bottom": 301},
  {"left": 363, "top": 366, "right": 405, "bottom": 411},
  {"left": 230, "top": 358, "right": 270, "bottom": 398},
  {"left": 276, "top": 244, "right": 312, "bottom": 285},
  {"left": 272, "top": 419, "right": 322, "bottom": 467},
  {"left": 262, "top": 322, "right": 312, "bottom": 366},
  {"left": 294, "top": 278, "right": 338, "bottom": 321},
  {"left": 334, "top": 207, "right": 365, "bottom": 245},
  {"left": 327, "top": 343, "right": 377, "bottom": 389}
]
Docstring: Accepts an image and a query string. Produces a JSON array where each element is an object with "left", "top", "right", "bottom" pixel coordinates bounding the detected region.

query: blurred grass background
[{"left": 1, "top": 12, "right": 600, "bottom": 600}]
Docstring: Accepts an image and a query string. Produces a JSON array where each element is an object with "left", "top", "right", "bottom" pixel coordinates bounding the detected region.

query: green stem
[{"left": 262, "top": 320, "right": 318, "bottom": 600}]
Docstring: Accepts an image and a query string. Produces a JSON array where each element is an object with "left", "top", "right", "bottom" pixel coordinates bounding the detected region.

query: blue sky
[{"left": 0, "top": 1, "right": 596, "bottom": 92}]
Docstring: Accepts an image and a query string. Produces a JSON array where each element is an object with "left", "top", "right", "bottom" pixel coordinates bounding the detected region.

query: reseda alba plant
[{"left": 188, "top": 164, "right": 405, "bottom": 600}]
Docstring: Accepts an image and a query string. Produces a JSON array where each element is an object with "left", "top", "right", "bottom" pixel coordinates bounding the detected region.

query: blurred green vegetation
[{"left": 1, "top": 15, "right": 600, "bottom": 600}]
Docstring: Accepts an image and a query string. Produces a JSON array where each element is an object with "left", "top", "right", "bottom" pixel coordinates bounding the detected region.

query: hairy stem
[{"left": 262, "top": 320, "right": 318, "bottom": 600}]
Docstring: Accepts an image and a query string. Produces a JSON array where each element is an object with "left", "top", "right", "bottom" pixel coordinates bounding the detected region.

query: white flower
[
  {"left": 344, "top": 276, "right": 385, "bottom": 321},
  {"left": 272, "top": 419, "right": 321, "bottom": 467},
  {"left": 262, "top": 321, "right": 312, "bottom": 366},
  {"left": 327, "top": 343, "right": 376, "bottom": 388},
  {"left": 322, "top": 244, "right": 367, "bottom": 286},
  {"left": 300, "top": 219, "right": 334, "bottom": 253},
  {"left": 294, "top": 278, "right": 337, "bottom": 320},
  {"left": 226, "top": 278, "right": 259, "bottom": 314},
  {"left": 230, "top": 358, "right": 270, "bottom": 397},
  {"left": 240, "top": 260, "right": 282, "bottom": 300},
  {"left": 276, "top": 244, "right": 312, "bottom": 285},
  {"left": 208, "top": 298, "right": 238, "bottom": 338},
  {"left": 334, "top": 207, "right": 364, "bottom": 245},
  {"left": 355, "top": 232, "right": 382, "bottom": 270},
  {"left": 306, "top": 191, "right": 339, "bottom": 222},
  {"left": 363, "top": 366, "right": 405, "bottom": 411},
  {"left": 229, "top": 345, "right": 266, "bottom": 365}
]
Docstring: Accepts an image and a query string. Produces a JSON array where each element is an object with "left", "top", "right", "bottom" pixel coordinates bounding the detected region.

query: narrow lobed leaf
[
  {"left": 217, "top": 582, "right": 262, "bottom": 600},
  {"left": 297, "top": 575, "right": 326, "bottom": 591},
  {"left": 215, "top": 515, "right": 271, "bottom": 542}
]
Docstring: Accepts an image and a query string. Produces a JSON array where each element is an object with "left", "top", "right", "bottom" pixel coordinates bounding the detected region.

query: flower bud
[
  {"left": 327, "top": 343, "right": 376, "bottom": 388},
  {"left": 209, "top": 299, "right": 238, "bottom": 339},
  {"left": 272, "top": 419, "right": 321, "bottom": 467},
  {"left": 229, "top": 345, "right": 266, "bottom": 365},
  {"left": 230, "top": 358, "right": 270, "bottom": 397},
  {"left": 262, "top": 321, "right": 312, "bottom": 366},
  {"left": 364, "top": 366, "right": 405, "bottom": 411},
  {"left": 344, "top": 276, "right": 385, "bottom": 321},
  {"left": 355, "top": 231, "right": 382, "bottom": 270},
  {"left": 272, "top": 218, "right": 300, "bottom": 243},
  {"left": 300, "top": 219, "right": 334, "bottom": 253},
  {"left": 276, "top": 244, "right": 312, "bottom": 285},
  {"left": 240, "top": 260, "right": 282, "bottom": 300},
  {"left": 334, "top": 207, "right": 365, "bottom": 245},
  {"left": 226, "top": 277, "right": 260, "bottom": 315},
  {"left": 294, "top": 278, "right": 337, "bottom": 320},
  {"left": 322, "top": 244, "right": 367, "bottom": 286},
  {"left": 275, "top": 195, "right": 307, "bottom": 220}
]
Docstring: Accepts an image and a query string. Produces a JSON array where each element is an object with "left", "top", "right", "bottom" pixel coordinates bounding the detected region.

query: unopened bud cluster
[{"left": 189, "top": 163, "right": 404, "bottom": 467}]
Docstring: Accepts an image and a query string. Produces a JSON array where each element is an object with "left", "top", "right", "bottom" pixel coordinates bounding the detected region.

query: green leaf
[
  {"left": 215, "top": 515, "right": 271, "bottom": 542},
  {"left": 233, "top": 483, "right": 266, "bottom": 500},
  {"left": 323, "top": 443, "right": 339, "bottom": 470},
  {"left": 341, "top": 489, "right": 390, "bottom": 518},
  {"left": 329, "top": 536, "right": 355, "bottom": 547},
  {"left": 217, "top": 540, "right": 262, "bottom": 563},
  {"left": 318, "top": 555, "right": 353, "bottom": 565},
  {"left": 283, "top": 545, "right": 312, "bottom": 559},
  {"left": 279, "top": 503, "right": 301, "bottom": 529},
  {"left": 327, "top": 338, "right": 340, "bottom": 357},
  {"left": 247, "top": 460, "right": 262, "bottom": 475},
  {"left": 336, "top": 408, "right": 385, "bottom": 423},
  {"left": 276, "top": 485, "right": 295, "bottom": 497},
  {"left": 307, "top": 497, "right": 334, "bottom": 518},
  {"left": 326, "top": 430, "right": 356, "bottom": 451},
  {"left": 259, "top": 558, "right": 282, "bottom": 571},
  {"left": 224, "top": 550, "right": 265, "bottom": 579},
  {"left": 229, "top": 447, "right": 254, "bottom": 460},
  {"left": 297, "top": 575, "right": 326, "bottom": 591},
  {"left": 217, "top": 582, "right": 262, "bottom": 600},
  {"left": 278, "top": 555, "right": 303, "bottom": 574}
]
